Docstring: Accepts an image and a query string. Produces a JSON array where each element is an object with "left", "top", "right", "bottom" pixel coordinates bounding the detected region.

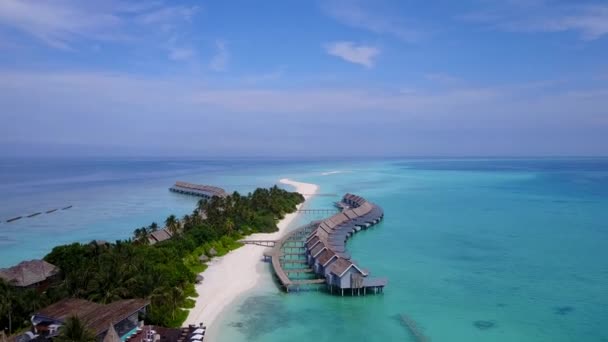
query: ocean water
[
  {"left": 1, "top": 158, "right": 607, "bottom": 341},
  {"left": 212, "top": 158, "right": 608, "bottom": 342},
  {"left": 0, "top": 158, "right": 340, "bottom": 266}
]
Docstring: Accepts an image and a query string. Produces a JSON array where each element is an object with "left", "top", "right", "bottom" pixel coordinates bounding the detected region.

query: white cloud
[
  {"left": 321, "top": 0, "right": 421, "bottom": 42},
  {"left": 0, "top": 0, "right": 199, "bottom": 49},
  {"left": 209, "top": 40, "right": 229, "bottom": 72},
  {"left": 325, "top": 41, "right": 380, "bottom": 68},
  {"left": 0, "top": 0, "right": 122, "bottom": 49},
  {"left": 242, "top": 67, "right": 286, "bottom": 84},
  {"left": 168, "top": 47, "right": 194, "bottom": 61},
  {"left": 462, "top": 2, "right": 608, "bottom": 41}
]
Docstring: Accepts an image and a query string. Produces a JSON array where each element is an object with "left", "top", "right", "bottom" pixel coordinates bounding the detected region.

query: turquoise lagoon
[{"left": 1, "top": 158, "right": 607, "bottom": 341}]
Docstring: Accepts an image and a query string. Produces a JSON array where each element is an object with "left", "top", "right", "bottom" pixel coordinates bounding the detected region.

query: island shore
[{"left": 184, "top": 178, "right": 318, "bottom": 338}]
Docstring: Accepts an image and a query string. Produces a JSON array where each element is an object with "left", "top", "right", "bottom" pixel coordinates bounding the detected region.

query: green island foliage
[{"left": 0, "top": 186, "right": 304, "bottom": 332}]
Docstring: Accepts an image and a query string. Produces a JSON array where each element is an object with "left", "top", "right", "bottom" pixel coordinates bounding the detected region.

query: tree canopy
[{"left": 1, "top": 186, "right": 304, "bottom": 331}]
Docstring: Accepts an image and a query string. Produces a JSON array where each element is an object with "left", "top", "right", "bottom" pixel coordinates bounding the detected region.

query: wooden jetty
[
  {"left": 296, "top": 209, "right": 340, "bottom": 214},
  {"left": 240, "top": 239, "right": 276, "bottom": 247}
]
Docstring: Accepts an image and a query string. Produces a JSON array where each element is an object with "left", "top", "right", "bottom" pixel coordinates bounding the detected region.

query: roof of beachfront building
[
  {"left": 0, "top": 260, "right": 59, "bottom": 287},
  {"left": 34, "top": 298, "right": 150, "bottom": 337},
  {"left": 148, "top": 229, "right": 173, "bottom": 244}
]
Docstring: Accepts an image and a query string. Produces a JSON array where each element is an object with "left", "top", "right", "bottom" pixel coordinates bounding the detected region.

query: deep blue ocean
[{"left": 1, "top": 158, "right": 607, "bottom": 341}]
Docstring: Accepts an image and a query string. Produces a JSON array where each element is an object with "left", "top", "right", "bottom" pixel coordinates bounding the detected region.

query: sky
[{"left": 0, "top": 0, "right": 607, "bottom": 157}]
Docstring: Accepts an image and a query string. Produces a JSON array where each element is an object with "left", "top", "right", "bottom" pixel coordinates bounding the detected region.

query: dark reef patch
[
  {"left": 226, "top": 295, "right": 293, "bottom": 340},
  {"left": 554, "top": 306, "right": 574, "bottom": 315},
  {"left": 473, "top": 320, "right": 497, "bottom": 330}
]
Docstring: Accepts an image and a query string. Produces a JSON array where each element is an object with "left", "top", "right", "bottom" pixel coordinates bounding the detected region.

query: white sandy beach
[{"left": 184, "top": 178, "right": 318, "bottom": 338}]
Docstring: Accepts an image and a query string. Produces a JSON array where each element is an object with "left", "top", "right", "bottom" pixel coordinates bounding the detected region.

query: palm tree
[
  {"left": 151, "top": 286, "right": 183, "bottom": 320},
  {"left": 55, "top": 315, "right": 95, "bottom": 342},
  {"left": 149, "top": 222, "right": 159, "bottom": 232},
  {"left": 224, "top": 218, "right": 235, "bottom": 235},
  {"left": 0, "top": 280, "right": 13, "bottom": 335},
  {"left": 165, "top": 215, "right": 179, "bottom": 236}
]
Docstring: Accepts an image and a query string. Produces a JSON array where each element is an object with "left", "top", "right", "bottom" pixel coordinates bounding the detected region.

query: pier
[
  {"left": 169, "top": 181, "right": 227, "bottom": 199},
  {"left": 296, "top": 209, "right": 339, "bottom": 214},
  {"left": 239, "top": 240, "right": 277, "bottom": 247},
  {"left": 269, "top": 193, "right": 387, "bottom": 295}
]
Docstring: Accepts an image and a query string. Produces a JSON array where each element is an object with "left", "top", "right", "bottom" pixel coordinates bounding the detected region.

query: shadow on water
[{"left": 395, "top": 313, "right": 431, "bottom": 342}]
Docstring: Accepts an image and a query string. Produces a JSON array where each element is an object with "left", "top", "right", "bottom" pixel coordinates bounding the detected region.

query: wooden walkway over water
[
  {"left": 240, "top": 239, "right": 277, "bottom": 247},
  {"left": 269, "top": 221, "right": 325, "bottom": 292},
  {"left": 296, "top": 209, "right": 339, "bottom": 214}
]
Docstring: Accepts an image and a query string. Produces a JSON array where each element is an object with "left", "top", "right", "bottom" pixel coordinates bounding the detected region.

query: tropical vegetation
[{"left": 0, "top": 186, "right": 304, "bottom": 333}]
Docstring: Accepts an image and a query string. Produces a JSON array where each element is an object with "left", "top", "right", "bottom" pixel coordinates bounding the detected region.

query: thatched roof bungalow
[
  {"left": 31, "top": 298, "right": 149, "bottom": 341},
  {"left": 0, "top": 260, "right": 60, "bottom": 290}
]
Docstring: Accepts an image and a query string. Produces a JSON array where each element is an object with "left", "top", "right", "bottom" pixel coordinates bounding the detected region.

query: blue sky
[{"left": 0, "top": 0, "right": 607, "bottom": 157}]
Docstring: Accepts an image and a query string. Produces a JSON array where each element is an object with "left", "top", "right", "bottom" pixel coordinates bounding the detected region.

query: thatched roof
[
  {"left": 198, "top": 254, "right": 209, "bottom": 262},
  {"left": 148, "top": 229, "right": 172, "bottom": 244},
  {"left": 35, "top": 298, "right": 149, "bottom": 337},
  {"left": 102, "top": 324, "right": 120, "bottom": 342},
  {"left": 0, "top": 260, "right": 59, "bottom": 287},
  {"left": 208, "top": 247, "right": 217, "bottom": 256}
]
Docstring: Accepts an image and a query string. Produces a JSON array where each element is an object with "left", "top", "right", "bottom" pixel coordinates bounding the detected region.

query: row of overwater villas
[
  {"left": 305, "top": 193, "right": 387, "bottom": 295},
  {"left": 169, "top": 181, "right": 227, "bottom": 200}
]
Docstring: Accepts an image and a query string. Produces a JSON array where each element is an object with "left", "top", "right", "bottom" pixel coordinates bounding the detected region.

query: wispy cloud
[
  {"left": 209, "top": 40, "right": 229, "bottom": 71},
  {"left": 0, "top": 0, "right": 199, "bottom": 49},
  {"left": 242, "top": 67, "right": 286, "bottom": 84},
  {"left": 168, "top": 47, "right": 195, "bottom": 61},
  {"left": 321, "top": 0, "right": 421, "bottom": 42},
  {"left": 1, "top": 70, "right": 607, "bottom": 155},
  {"left": 325, "top": 41, "right": 380, "bottom": 68},
  {"left": 462, "top": 1, "right": 608, "bottom": 41}
]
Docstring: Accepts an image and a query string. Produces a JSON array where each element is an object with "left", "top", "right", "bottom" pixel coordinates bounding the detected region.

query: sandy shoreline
[{"left": 184, "top": 178, "right": 318, "bottom": 339}]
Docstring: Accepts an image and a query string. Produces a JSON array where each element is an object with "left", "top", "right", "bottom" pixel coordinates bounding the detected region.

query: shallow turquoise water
[
  {"left": 1, "top": 158, "right": 607, "bottom": 341},
  {"left": 213, "top": 159, "right": 608, "bottom": 341}
]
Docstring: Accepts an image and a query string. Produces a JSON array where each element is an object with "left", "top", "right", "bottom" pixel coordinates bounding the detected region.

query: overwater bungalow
[{"left": 281, "top": 193, "right": 387, "bottom": 295}]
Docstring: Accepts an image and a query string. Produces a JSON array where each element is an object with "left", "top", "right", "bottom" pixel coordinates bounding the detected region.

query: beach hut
[
  {"left": 195, "top": 275, "right": 204, "bottom": 284},
  {"left": 198, "top": 254, "right": 209, "bottom": 263},
  {"left": 208, "top": 248, "right": 217, "bottom": 257},
  {"left": 102, "top": 324, "right": 120, "bottom": 342},
  {"left": 0, "top": 259, "right": 60, "bottom": 290}
]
